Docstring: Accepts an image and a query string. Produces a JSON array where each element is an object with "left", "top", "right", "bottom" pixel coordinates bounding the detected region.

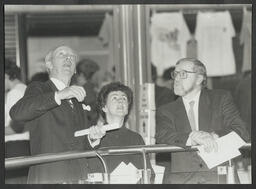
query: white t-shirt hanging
[
  {"left": 150, "top": 12, "right": 191, "bottom": 76},
  {"left": 195, "top": 11, "right": 236, "bottom": 76},
  {"left": 240, "top": 8, "right": 251, "bottom": 72},
  {"left": 98, "top": 13, "right": 114, "bottom": 73}
]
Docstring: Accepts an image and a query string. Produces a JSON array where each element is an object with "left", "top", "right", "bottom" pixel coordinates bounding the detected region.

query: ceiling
[{"left": 25, "top": 12, "right": 107, "bottom": 36}]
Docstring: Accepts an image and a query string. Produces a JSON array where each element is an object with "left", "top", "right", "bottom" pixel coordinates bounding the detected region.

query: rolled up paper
[{"left": 74, "top": 123, "right": 120, "bottom": 137}]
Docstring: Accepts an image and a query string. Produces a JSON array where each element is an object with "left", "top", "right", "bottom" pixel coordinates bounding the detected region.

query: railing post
[
  {"left": 227, "top": 160, "right": 236, "bottom": 184},
  {"left": 141, "top": 149, "right": 150, "bottom": 184},
  {"left": 95, "top": 152, "right": 109, "bottom": 184}
]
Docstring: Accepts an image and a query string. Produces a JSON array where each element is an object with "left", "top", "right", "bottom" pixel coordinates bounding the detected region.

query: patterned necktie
[{"left": 188, "top": 101, "right": 196, "bottom": 131}]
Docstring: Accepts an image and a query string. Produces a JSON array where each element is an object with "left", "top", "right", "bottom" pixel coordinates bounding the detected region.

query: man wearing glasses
[
  {"left": 10, "top": 45, "right": 106, "bottom": 183},
  {"left": 155, "top": 58, "right": 249, "bottom": 184}
]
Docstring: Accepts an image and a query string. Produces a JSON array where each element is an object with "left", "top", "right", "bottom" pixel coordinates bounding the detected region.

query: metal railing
[{"left": 5, "top": 143, "right": 251, "bottom": 184}]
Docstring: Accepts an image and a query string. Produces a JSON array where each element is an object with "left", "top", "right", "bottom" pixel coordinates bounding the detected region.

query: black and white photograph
[{"left": 3, "top": 1, "right": 252, "bottom": 185}]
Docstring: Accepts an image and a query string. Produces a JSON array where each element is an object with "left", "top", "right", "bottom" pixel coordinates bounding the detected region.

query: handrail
[{"left": 5, "top": 143, "right": 251, "bottom": 170}]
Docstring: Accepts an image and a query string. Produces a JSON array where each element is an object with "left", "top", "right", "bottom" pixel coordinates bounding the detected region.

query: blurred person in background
[
  {"left": 234, "top": 71, "right": 251, "bottom": 173},
  {"left": 87, "top": 82, "right": 155, "bottom": 183},
  {"left": 151, "top": 64, "right": 177, "bottom": 108},
  {"left": 71, "top": 58, "right": 100, "bottom": 125},
  {"left": 156, "top": 58, "right": 249, "bottom": 184},
  {"left": 162, "top": 66, "right": 176, "bottom": 91},
  {"left": 234, "top": 71, "right": 251, "bottom": 136},
  {"left": 5, "top": 59, "right": 27, "bottom": 134},
  {"left": 5, "top": 58, "right": 29, "bottom": 184},
  {"left": 151, "top": 64, "right": 176, "bottom": 183},
  {"left": 99, "top": 66, "right": 116, "bottom": 90},
  {"left": 30, "top": 72, "right": 49, "bottom": 83},
  {"left": 10, "top": 45, "right": 106, "bottom": 184}
]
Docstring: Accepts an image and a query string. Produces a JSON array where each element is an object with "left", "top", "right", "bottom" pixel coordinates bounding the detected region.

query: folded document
[
  {"left": 110, "top": 162, "right": 141, "bottom": 184},
  {"left": 196, "top": 131, "right": 246, "bottom": 169}
]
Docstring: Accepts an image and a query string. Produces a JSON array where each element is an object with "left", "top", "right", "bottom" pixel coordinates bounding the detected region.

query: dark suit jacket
[
  {"left": 156, "top": 89, "right": 249, "bottom": 174},
  {"left": 155, "top": 85, "right": 177, "bottom": 108},
  {"left": 10, "top": 80, "right": 92, "bottom": 184},
  {"left": 83, "top": 81, "right": 98, "bottom": 125},
  {"left": 234, "top": 75, "right": 251, "bottom": 135}
]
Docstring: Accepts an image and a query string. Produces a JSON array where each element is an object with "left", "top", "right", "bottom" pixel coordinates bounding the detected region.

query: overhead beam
[
  {"left": 4, "top": 5, "right": 114, "bottom": 14},
  {"left": 148, "top": 4, "right": 252, "bottom": 12}
]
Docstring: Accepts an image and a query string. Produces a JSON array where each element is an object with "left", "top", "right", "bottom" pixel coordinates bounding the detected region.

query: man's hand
[
  {"left": 190, "top": 131, "right": 218, "bottom": 153},
  {"left": 57, "top": 85, "right": 86, "bottom": 102},
  {"left": 88, "top": 123, "right": 106, "bottom": 141}
]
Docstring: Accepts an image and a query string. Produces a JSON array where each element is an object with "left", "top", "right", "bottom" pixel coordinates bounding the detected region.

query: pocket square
[{"left": 82, "top": 104, "right": 91, "bottom": 111}]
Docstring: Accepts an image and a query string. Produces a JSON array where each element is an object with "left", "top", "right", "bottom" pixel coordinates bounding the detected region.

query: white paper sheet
[
  {"left": 151, "top": 164, "right": 165, "bottom": 184},
  {"left": 196, "top": 131, "right": 246, "bottom": 169},
  {"left": 110, "top": 162, "right": 141, "bottom": 184},
  {"left": 5, "top": 131, "right": 30, "bottom": 142}
]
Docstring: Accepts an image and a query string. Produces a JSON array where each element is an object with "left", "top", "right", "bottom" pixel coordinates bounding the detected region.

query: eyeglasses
[
  {"left": 171, "top": 70, "right": 197, "bottom": 79},
  {"left": 56, "top": 52, "right": 77, "bottom": 62}
]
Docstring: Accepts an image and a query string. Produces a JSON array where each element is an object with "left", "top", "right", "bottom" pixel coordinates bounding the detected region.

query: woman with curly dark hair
[{"left": 88, "top": 82, "right": 154, "bottom": 183}]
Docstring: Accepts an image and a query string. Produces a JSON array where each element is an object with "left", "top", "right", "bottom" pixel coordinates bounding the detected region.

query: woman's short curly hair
[{"left": 97, "top": 82, "right": 133, "bottom": 123}]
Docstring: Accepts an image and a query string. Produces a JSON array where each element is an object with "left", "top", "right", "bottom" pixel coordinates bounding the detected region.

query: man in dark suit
[
  {"left": 155, "top": 58, "right": 250, "bottom": 184},
  {"left": 10, "top": 45, "right": 106, "bottom": 184}
]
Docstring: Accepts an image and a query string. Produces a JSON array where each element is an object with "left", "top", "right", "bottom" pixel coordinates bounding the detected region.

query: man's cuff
[
  {"left": 54, "top": 92, "right": 61, "bottom": 105},
  {"left": 87, "top": 135, "right": 100, "bottom": 148}
]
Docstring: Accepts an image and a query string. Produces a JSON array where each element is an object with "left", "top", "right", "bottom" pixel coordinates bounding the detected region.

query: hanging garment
[
  {"left": 195, "top": 11, "right": 236, "bottom": 76},
  {"left": 151, "top": 12, "right": 191, "bottom": 76},
  {"left": 232, "top": 34, "right": 243, "bottom": 72},
  {"left": 240, "top": 8, "right": 251, "bottom": 72},
  {"left": 186, "top": 35, "right": 198, "bottom": 58},
  {"left": 98, "top": 13, "right": 114, "bottom": 72}
]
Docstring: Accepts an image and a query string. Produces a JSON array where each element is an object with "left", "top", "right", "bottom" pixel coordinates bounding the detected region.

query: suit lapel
[
  {"left": 198, "top": 89, "right": 212, "bottom": 131},
  {"left": 71, "top": 98, "right": 86, "bottom": 126},
  {"left": 47, "top": 80, "right": 58, "bottom": 92},
  {"left": 174, "top": 97, "right": 192, "bottom": 133}
]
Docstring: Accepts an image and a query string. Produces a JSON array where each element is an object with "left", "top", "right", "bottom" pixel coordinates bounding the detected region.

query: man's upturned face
[
  {"left": 49, "top": 46, "right": 77, "bottom": 78},
  {"left": 103, "top": 91, "right": 129, "bottom": 120},
  {"left": 173, "top": 61, "right": 199, "bottom": 97}
]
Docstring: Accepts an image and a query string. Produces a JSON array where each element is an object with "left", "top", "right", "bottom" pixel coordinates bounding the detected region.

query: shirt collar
[
  {"left": 50, "top": 77, "right": 66, "bottom": 91},
  {"left": 182, "top": 90, "right": 201, "bottom": 105}
]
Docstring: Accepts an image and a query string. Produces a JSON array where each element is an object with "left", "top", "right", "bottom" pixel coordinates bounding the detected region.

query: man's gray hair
[
  {"left": 176, "top": 58, "right": 207, "bottom": 88},
  {"left": 45, "top": 50, "right": 53, "bottom": 74},
  {"left": 44, "top": 45, "right": 78, "bottom": 74}
]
